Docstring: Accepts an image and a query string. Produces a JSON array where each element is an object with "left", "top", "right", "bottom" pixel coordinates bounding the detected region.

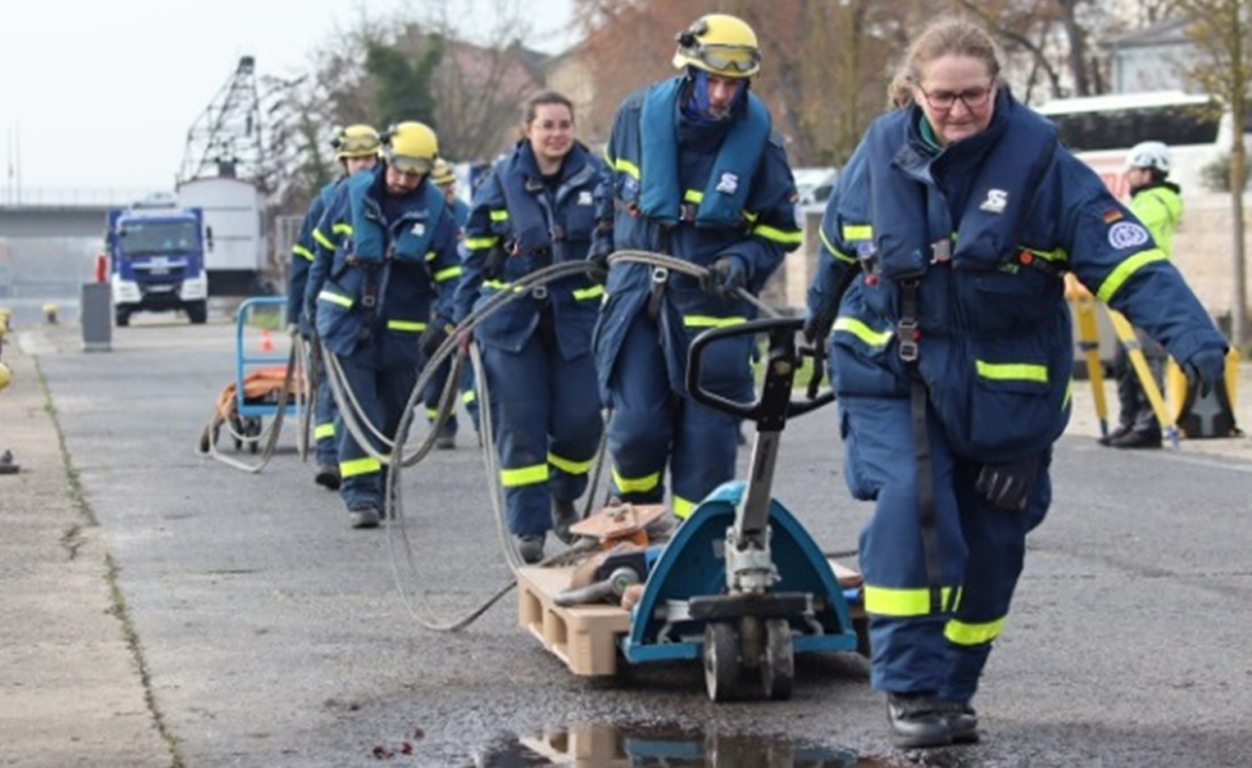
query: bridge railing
[{"left": 0, "top": 187, "right": 163, "bottom": 208}]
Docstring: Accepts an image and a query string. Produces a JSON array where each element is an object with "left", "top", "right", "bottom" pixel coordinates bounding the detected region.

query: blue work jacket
[
  {"left": 593, "top": 76, "right": 802, "bottom": 395},
  {"left": 454, "top": 140, "right": 605, "bottom": 360},
  {"left": 288, "top": 179, "right": 339, "bottom": 328},
  {"left": 807, "top": 91, "right": 1227, "bottom": 462},
  {"left": 309, "top": 165, "right": 461, "bottom": 369}
]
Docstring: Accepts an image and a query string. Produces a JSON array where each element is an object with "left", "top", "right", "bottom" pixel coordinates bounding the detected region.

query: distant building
[{"left": 1104, "top": 17, "right": 1198, "bottom": 93}]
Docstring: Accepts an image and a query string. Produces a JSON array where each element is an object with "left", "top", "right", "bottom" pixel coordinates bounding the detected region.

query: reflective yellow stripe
[
  {"left": 612, "top": 467, "right": 660, "bottom": 494},
  {"left": 1063, "top": 379, "right": 1073, "bottom": 411},
  {"left": 549, "top": 452, "right": 594, "bottom": 476},
  {"left": 501, "top": 463, "right": 549, "bottom": 488},
  {"left": 743, "top": 210, "right": 760, "bottom": 223},
  {"left": 340, "top": 457, "right": 381, "bottom": 478},
  {"left": 974, "top": 360, "right": 1048, "bottom": 384},
  {"left": 317, "top": 290, "right": 352, "bottom": 308},
  {"left": 572, "top": 285, "right": 605, "bottom": 301},
  {"left": 313, "top": 228, "right": 336, "bottom": 250},
  {"left": 833, "top": 317, "right": 892, "bottom": 347},
  {"left": 461, "top": 389, "right": 476, "bottom": 404},
  {"left": 944, "top": 616, "right": 1005, "bottom": 646},
  {"left": 673, "top": 495, "right": 697, "bottom": 519},
  {"left": 842, "top": 224, "right": 873, "bottom": 241},
  {"left": 387, "top": 320, "right": 426, "bottom": 332},
  {"left": 683, "top": 189, "right": 703, "bottom": 203},
  {"left": 683, "top": 315, "right": 747, "bottom": 329},
  {"left": 483, "top": 280, "right": 526, "bottom": 293},
  {"left": 292, "top": 244, "right": 315, "bottom": 262},
  {"left": 820, "top": 228, "right": 857, "bottom": 265},
  {"left": 863, "top": 585, "right": 959, "bottom": 616},
  {"left": 1097, "top": 248, "right": 1169, "bottom": 302},
  {"left": 425, "top": 407, "right": 439, "bottom": 419},
  {"left": 612, "top": 157, "right": 640, "bottom": 180},
  {"left": 424, "top": 251, "right": 436, "bottom": 262},
  {"left": 466, "top": 236, "right": 498, "bottom": 250},
  {"left": 752, "top": 223, "right": 803, "bottom": 245},
  {"left": 434, "top": 265, "right": 462, "bottom": 282},
  {"left": 489, "top": 209, "right": 509, "bottom": 222},
  {"left": 314, "top": 423, "right": 336, "bottom": 440},
  {"left": 332, "top": 222, "right": 353, "bottom": 236}
]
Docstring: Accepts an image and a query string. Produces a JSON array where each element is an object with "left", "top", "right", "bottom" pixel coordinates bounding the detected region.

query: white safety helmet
[{"left": 1126, "top": 141, "right": 1171, "bottom": 174}]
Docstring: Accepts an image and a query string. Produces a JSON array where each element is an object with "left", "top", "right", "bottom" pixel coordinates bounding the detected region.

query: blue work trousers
[
  {"left": 422, "top": 354, "right": 459, "bottom": 437},
  {"left": 840, "top": 395, "right": 1050, "bottom": 703},
  {"left": 313, "top": 361, "right": 338, "bottom": 467},
  {"left": 604, "top": 309, "right": 745, "bottom": 517},
  {"left": 481, "top": 336, "right": 602, "bottom": 536},
  {"left": 334, "top": 353, "right": 418, "bottom": 512}
]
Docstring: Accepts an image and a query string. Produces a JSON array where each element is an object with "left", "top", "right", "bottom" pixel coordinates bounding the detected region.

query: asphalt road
[{"left": 7, "top": 314, "right": 1252, "bottom": 768}]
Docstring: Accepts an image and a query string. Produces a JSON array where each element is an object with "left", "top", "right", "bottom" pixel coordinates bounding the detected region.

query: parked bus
[{"left": 1036, "top": 90, "right": 1251, "bottom": 200}]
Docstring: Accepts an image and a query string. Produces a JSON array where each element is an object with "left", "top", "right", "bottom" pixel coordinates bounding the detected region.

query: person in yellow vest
[{"left": 1101, "top": 141, "right": 1183, "bottom": 449}]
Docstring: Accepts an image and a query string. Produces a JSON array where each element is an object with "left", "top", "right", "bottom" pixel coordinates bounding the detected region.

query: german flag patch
[{"left": 1102, "top": 209, "right": 1123, "bottom": 224}]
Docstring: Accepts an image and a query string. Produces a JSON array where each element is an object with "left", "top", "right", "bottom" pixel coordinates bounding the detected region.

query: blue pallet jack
[{"left": 542, "top": 316, "right": 863, "bottom": 701}]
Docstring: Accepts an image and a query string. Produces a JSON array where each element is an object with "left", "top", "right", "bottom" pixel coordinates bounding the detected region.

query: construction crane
[{"left": 178, "top": 56, "right": 267, "bottom": 187}]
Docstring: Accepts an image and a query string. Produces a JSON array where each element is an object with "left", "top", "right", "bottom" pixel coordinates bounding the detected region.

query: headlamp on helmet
[
  {"left": 382, "top": 121, "right": 439, "bottom": 176},
  {"left": 672, "top": 14, "right": 762, "bottom": 79}
]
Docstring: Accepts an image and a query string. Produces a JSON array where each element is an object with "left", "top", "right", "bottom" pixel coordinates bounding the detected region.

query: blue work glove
[
  {"left": 1182, "top": 347, "right": 1227, "bottom": 397},
  {"left": 420, "top": 315, "right": 455, "bottom": 359},
  {"left": 975, "top": 458, "right": 1041, "bottom": 512},
  {"left": 700, "top": 254, "right": 748, "bottom": 299}
]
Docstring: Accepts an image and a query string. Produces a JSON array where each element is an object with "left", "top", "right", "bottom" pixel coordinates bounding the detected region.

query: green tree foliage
[{"left": 366, "top": 35, "right": 444, "bottom": 128}]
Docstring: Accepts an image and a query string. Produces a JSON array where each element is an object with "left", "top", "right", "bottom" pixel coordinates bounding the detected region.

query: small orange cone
[{"left": 260, "top": 328, "right": 274, "bottom": 352}]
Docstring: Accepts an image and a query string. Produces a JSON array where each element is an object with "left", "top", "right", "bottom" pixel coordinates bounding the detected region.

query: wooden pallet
[{"left": 517, "top": 559, "right": 866, "bottom": 677}]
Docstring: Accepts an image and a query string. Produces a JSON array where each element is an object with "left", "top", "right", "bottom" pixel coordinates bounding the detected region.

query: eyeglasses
[{"left": 913, "top": 81, "right": 995, "bottom": 111}]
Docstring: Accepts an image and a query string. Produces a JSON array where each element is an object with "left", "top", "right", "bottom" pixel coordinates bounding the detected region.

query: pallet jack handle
[{"left": 686, "top": 317, "right": 835, "bottom": 548}]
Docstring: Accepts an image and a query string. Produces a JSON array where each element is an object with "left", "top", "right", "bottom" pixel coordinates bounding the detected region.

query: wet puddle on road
[{"left": 472, "top": 721, "right": 895, "bottom": 767}]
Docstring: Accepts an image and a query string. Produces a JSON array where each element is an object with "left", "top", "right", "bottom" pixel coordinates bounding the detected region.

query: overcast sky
[{"left": 0, "top": 0, "right": 574, "bottom": 197}]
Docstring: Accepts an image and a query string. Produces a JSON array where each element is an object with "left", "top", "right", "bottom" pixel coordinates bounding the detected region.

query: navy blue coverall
[
  {"left": 806, "top": 91, "right": 1228, "bottom": 704},
  {"left": 309, "top": 165, "right": 461, "bottom": 515},
  {"left": 454, "top": 140, "right": 606, "bottom": 538},
  {"left": 593, "top": 75, "right": 802, "bottom": 518}
]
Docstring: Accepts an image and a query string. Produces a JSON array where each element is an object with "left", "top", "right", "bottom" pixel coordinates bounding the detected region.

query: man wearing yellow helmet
[
  {"left": 307, "top": 121, "right": 463, "bottom": 529},
  {"left": 592, "top": 13, "right": 802, "bottom": 521},
  {"left": 290, "top": 124, "right": 381, "bottom": 491}
]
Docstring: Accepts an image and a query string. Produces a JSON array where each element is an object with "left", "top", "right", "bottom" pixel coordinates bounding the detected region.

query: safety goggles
[
  {"left": 388, "top": 154, "right": 434, "bottom": 176},
  {"left": 334, "top": 134, "right": 379, "bottom": 156},
  {"left": 683, "top": 43, "right": 761, "bottom": 74}
]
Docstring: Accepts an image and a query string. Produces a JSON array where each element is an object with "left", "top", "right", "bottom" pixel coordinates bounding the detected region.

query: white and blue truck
[{"left": 106, "top": 193, "right": 210, "bottom": 326}]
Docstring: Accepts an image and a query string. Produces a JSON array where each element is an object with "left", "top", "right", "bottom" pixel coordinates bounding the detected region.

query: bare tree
[{"left": 1175, "top": 0, "right": 1251, "bottom": 348}]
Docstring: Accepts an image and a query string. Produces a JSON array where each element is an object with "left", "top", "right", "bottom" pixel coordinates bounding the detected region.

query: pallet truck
[{"left": 515, "top": 316, "right": 866, "bottom": 701}]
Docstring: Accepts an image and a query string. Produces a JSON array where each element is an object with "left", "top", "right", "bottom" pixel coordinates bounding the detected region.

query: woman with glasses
[
  {"left": 804, "top": 16, "right": 1227, "bottom": 749},
  {"left": 310, "top": 121, "right": 462, "bottom": 529},
  {"left": 452, "top": 91, "right": 606, "bottom": 564},
  {"left": 591, "top": 13, "right": 802, "bottom": 527}
]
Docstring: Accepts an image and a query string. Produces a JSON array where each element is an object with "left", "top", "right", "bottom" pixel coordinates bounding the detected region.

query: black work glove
[
  {"left": 1182, "top": 347, "right": 1227, "bottom": 397},
  {"left": 803, "top": 296, "right": 839, "bottom": 347},
  {"left": 700, "top": 254, "right": 748, "bottom": 299},
  {"left": 419, "top": 316, "right": 455, "bottom": 359},
  {"left": 586, "top": 243, "right": 611, "bottom": 285},
  {"left": 975, "top": 458, "right": 1041, "bottom": 512}
]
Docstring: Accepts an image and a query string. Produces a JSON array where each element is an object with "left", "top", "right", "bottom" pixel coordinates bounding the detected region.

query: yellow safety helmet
[
  {"left": 672, "top": 14, "right": 762, "bottom": 79},
  {"left": 332, "top": 124, "right": 381, "bottom": 160},
  {"left": 383, "top": 121, "right": 439, "bottom": 176},
  {"left": 430, "top": 158, "right": 456, "bottom": 187},
  {"left": 0, "top": 362, "right": 10, "bottom": 392}
]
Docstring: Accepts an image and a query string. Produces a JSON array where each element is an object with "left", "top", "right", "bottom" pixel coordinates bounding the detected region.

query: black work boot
[
  {"left": 550, "top": 498, "right": 580, "bottom": 544},
  {"left": 939, "top": 700, "right": 980, "bottom": 744},
  {"left": 348, "top": 505, "right": 381, "bottom": 530},
  {"left": 1108, "top": 429, "right": 1162, "bottom": 449},
  {"left": 886, "top": 692, "right": 953, "bottom": 749},
  {"left": 515, "top": 533, "right": 545, "bottom": 564},
  {"left": 314, "top": 464, "right": 341, "bottom": 491},
  {"left": 1097, "top": 425, "right": 1131, "bottom": 447}
]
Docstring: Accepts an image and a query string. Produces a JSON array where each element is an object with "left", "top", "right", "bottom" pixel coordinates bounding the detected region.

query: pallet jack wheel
[
  {"left": 760, "top": 619, "right": 794, "bottom": 700},
  {"left": 703, "top": 621, "right": 741, "bottom": 702}
]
